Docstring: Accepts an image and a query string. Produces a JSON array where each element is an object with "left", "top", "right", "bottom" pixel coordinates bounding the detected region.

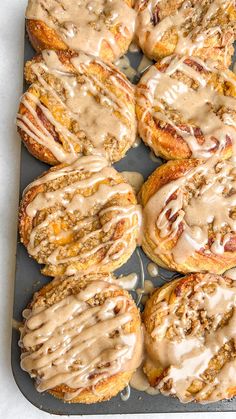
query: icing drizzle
[
  {"left": 22, "top": 155, "right": 142, "bottom": 275},
  {"left": 17, "top": 50, "right": 136, "bottom": 164},
  {"left": 136, "top": 0, "right": 235, "bottom": 64},
  {"left": 144, "top": 274, "right": 236, "bottom": 403},
  {"left": 26, "top": 0, "right": 136, "bottom": 60},
  {"left": 137, "top": 55, "right": 236, "bottom": 159},
  {"left": 20, "top": 279, "right": 142, "bottom": 400},
  {"left": 143, "top": 157, "right": 236, "bottom": 266}
]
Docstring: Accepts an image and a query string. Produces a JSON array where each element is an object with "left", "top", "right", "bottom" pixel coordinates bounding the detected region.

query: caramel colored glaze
[
  {"left": 19, "top": 156, "right": 142, "bottom": 277},
  {"left": 143, "top": 273, "right": 236, "bottom": 403},
  {"left": 26, "top": 0, "right": 136, "bottom": 62},
  {"left": 19, "top": 274, "right": 142, "bottom": 403},
  {"left": 136, "top": 55, "right": 236, "bottom": 161},
  {"left": 135, "top": 0, "right": 236, "bottom": 65},
  {"left": 140, "top": 158, "right": 236, "bottom": 274},
  {"left": 17, "top": 50, "right": 136, "bottom": 165}
]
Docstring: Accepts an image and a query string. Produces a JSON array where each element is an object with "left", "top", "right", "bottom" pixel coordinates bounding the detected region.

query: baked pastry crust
[
  {"left": 136, "top": 55, "right": 236, "bottom": 161},
  {"left": 17, "top": 50, "right": 136, "bottom": 165},
  {"left": 143, "top": 272, "right": 236, "bottom": 403},
  {"left": 139, "top": 158, "right": 236, "bottom": 274},
  {"left": 135, "top": 0, "right": 236, "bottom": 65},
  {"left": 19, "top": 273, "right": 142, "bottom": 403},
  {"left": 26, "top": 0, "right": 136, "bottom": 63},
  {"left": 19, "top": 155, "right": 142, "bottom": 276}
]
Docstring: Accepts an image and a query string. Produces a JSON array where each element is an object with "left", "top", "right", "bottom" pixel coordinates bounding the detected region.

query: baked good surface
[
  {"left": 143, "top": 272, "right": 236, "bottom": 403},
  {"left": 136, "top": 55, "right": 236, "bottom": 161},
  {"left": 135, "top": 0, "right": 236, "bottom": 64},
  {"left": 16, "top": 50, "right": 136, "bottom": 165},
  {"left": 26, "top": 0, "right": 136, "bottom": 62},
  {"left": 19, "top": 155, "right": 142, "bottom": 276},
  {"left": 19, "top": 273, "right": 142, "bottom": 403},
  {"left": 139, "top": 157, "right": 236, "bottom": 274}
]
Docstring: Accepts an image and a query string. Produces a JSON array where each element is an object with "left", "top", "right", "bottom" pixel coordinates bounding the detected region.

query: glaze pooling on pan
[
  {"left": 143, "top": 274, "right": 236, "bottom": 403},
  {"left": 135, "top": 0, "right": 235, "bottom": 64},
  {"left": 26, "top": 0, "right": 136, "bottom": 60},
  {"left": 141, "top": 157, "right": 236, "bottom": 271},
  {"left": 17, "top": 50, "right": 136, "bottom": 164},
  {"left": 20, "top": 156, "right": 142, "bottom": 276},
  {"left": 136, "top": 55, "right": 236, "bottom": 160},
  {"left": 20, "top": 279, "right": 142, "bottom": 401}
]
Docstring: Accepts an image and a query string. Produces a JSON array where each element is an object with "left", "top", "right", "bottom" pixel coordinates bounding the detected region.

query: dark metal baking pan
[{"left": 11, "top": 31, "right": 236, "bottom": 415}]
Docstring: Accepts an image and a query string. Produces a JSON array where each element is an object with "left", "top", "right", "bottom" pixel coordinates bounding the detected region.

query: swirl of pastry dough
[
  {"left": 17, "top": 50, "right": 136, "bottom": 165},
  {"left": 19, "top": 155, "right": 142, "bottom": 276},
  {"left": 19, "top": 273, "right": 142, "bottom": 403},
  {"left": 143, "top": 272, "right": 236, "bottom": 403},
  {"left": 135, "top": 0, "right": 236, "bottom": 65},
  {"left": 136, "top": 55, "right": 236, "bottom": 161},
  {"left": 140, "top": 157, "right": 236, "bottom": 274},
  {"left": 26, "top": 0, "right": 136, "bottom": 62}
]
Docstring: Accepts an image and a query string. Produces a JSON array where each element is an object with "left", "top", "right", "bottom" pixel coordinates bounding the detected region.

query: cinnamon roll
[
  {"left": 140, "top": 157, "right": 236, "bottom": 274},
  {"left": 17, "top": 50, "right": 136, "bottom": 165},
  {"left": 136, "top": 55, "right": 236, "bottom": 161},
  {"left": 135, "top": 0, "right": 236, "bottom": 65},
  {"left": 19, "top": 273, "right": 142, "bottom": 403},
  {"left": 19, "top": 156, "right": 142, "bottom": 276},
  {"left": 25, "top": 0, "right": 136, "bottom": 63},
  {"left": 143, "top": 272, "right": 236, "bottom": 403}
]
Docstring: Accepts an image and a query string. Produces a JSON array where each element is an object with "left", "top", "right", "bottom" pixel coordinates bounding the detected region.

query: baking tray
[{"left": 11, "top": 30, "right": 236, "bottom": 414}]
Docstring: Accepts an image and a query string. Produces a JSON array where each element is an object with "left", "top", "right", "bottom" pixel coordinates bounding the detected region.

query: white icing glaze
[
  {"left": 23, "top": 155, "right": 142, "bottom": 275},
  {"left": 224, "top": 268, "right": 236, "bottom": 280},
  {"left": 12, "top": 319, "right": 23, "bottom": 331},
  {"left": 147, "top": 262, "right": 159, "bottom": 277},
  {"left": 132, "top": 136, "right": 141, "bottom": 148},
  {"left": 128, "top": 41, "right": 141, "bottom": 53},
  {"left": 137, "top": 55, "right": 153, "bottom": 74},
  {"left": 144, "top": 157, "right": 236, "bottom": 266},
  {"left": 17, "top": 50, "right": 136, "bottom": 164},
  {"left": 120, "top": 385, "right": 131, "bottom": 401},
  {"left": 137, "top": 279, "right": 155, "bottom": 305},
  {"left": 144, "top": 274, "right": 236, "bottom": 403},
  {"left": 149, "top": 150, "right": 161, "bottom": 162},
  {"left": 20, "top": 279, "right": 142, "bottom": 400},
  {"left": 136, "top": 0, "right": 234, "bottom": 62},
  {"left": 115, "top": 56, "right": 137, "bottom": 81},
  {"left": 130, "top": 364, "right": 159, "bottom": 394},
  {"left": 117, "top": 273, "right": 139, "bottom": 290},
  {"left": 137, "top": 55, "right": 236, "bottom": 159},
  {"left": 121, "top": 171, "right": 144, "bottom": 193},
  {"left": 26, "top": 0, "right": 136, "bottom": 60}
]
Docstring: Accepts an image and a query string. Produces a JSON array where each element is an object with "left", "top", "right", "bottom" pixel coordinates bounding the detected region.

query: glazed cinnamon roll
[
  {"left": 17, "top": 50, "right": 136, "bottom": 165},
  {"left": 25, "top": 0, "right": 136, "bottom": 62},
  {"left": 135, "top": 0, "right": 236, "bottom": 65},
  {"left": 19, "top": 156, "right": 142, "bottom": 276},
  {"left": 136, "top": 55, "right": 236, "bottom": 161},
  {"left": 143, "top": 272, "right": 236, "bottom": 403},
  {"left": 139, "top": 157, "right": 236, "bottom": 274},
  {"left": 19, "top": 273, "right": 142, "bottom": 403}
]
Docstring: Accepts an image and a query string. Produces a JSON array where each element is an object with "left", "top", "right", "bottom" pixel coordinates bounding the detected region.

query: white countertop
[{"left": 0, "top": 1, "right": 234, "bottom": 418}]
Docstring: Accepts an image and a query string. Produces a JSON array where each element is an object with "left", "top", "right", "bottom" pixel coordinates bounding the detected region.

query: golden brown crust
[
  {"left": 143, "top": 272, "right": 236, "bottom": 403},
  {"left": 19, "top": 159, "right": 140, "bottom": 276},
  {"left": 136, "top": 57, "right": 236, "bottom": 161},
  {"left": 17, "top": 50, "right": 136, "bottom": 165},
  {"left": 139, "top": 159, "right": 236, "bottom": 274},
  {"left": 26, "top": 19, "right": 68, "bottom": 53},
  {"left": 21, "top": 273, "right": 141, "bottom": 403},
  {"left": 135, "top": 0, "right": 236, "bottom": 65},
  {"left": 26, "top": 0, "right": 134, "bottom": 62}
]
